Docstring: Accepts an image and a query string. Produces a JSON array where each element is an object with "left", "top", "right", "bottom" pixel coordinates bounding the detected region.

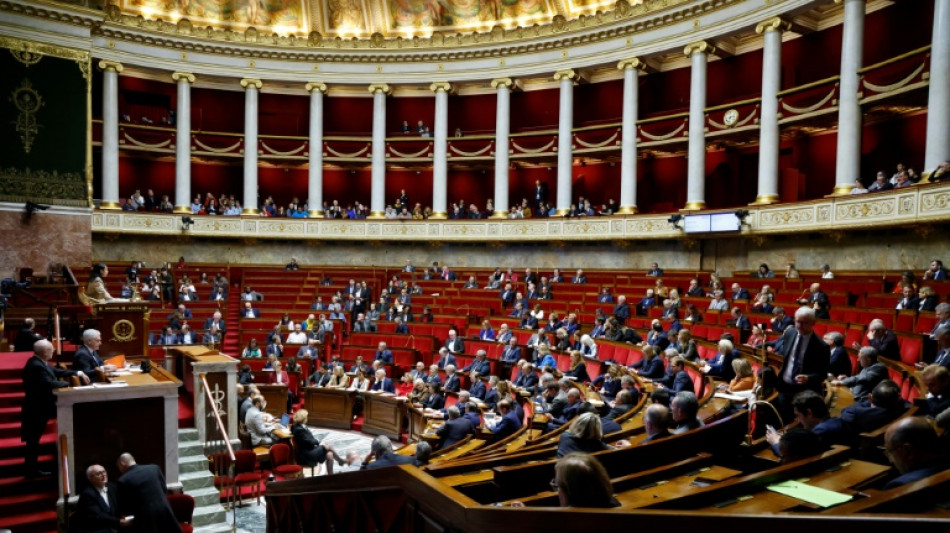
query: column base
[
  {"left": 489, "top": 211, "right": 509, "bottom": 219},
  {"left": 308, "top": 210, "right": 324, "bottom": 218},
  {"left": 241, "top": 208, "right": 259, "bottom": 216},
  {"left": 831, "top": 184, "right": 855, "bottom": 196},
  {"left": 750, "top": 195, "right": 779, "bottom": 205},
  {"left": 615, "top": 206, "right": 638, "bottom": 215},
  {"left": 99, "top": 202, "right": 121, "bottom": 210},
  {"left": 367, "top": 211, "right": 386, "bottom": 219},
  {"left": 173, "top": 205, "right": 192, "bottom": 214},
  {"left": 682, "top": 201, "right": 706, "bottom": 211},
  {"left": 429, "top": 212, "right": 448, "bottom": 220},
  {"left": 554, "top": 208, "right": 570, "bottom": 216}
]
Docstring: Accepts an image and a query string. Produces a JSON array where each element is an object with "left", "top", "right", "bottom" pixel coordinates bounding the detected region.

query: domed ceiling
[{"left": 119, "top": 0, "right": 662, "bottom": 38}]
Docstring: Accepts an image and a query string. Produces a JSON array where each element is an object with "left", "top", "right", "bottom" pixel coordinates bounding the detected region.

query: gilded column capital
[
  {"left": 617, "top": 58, "right": 648, "bottom": 72},
  {"left": 429, "top": 82, "right": 452, "bottom": 93},
  {"left": 98, "top": 60, "right": 123, "bottom": 73},
  {"left": 684, "top": 41, "right": 715, "bottom": 58},
  {"left": 305, "top": 82, "right": 328, "bottom": 94},
  {"left": 368, "top": 83, "right": 392, "bottom": 95},
  {"left": 491, "top": 77, "right": 515, "bottom": 89},
  {"left": 240, "top": 78, "right": 263, "bottom": 90},
  {"left": 553, "top": 69, "right": 577, "bottom": 82},
  {"left": 171, "top": 72, "right": 195, "bottom": 84},
  {"left": 755, "top": 17, "right": 791, "bottom": 34}
]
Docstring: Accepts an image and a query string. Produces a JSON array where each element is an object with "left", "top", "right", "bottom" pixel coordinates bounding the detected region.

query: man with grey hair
[
  {"left": 671, "top": 391, "right": 704, "bottom": 434},
  {"left": 832, "top": 347, "right": 887, "bottom": 402},
  {"left": 436, "top": 405, "right": 475, "bottom": 448},
  {"left": 926, "top": 324, "right": 950, "bottom": 369},
  {"left": 462, "top": 349, "right": 491, "bottom": 376},
  {"left": 76, "top": 463, "right": 127, "bottom": 530},
  {"left": 853, "top": 318, "right": 899, "bottom": 361},
  {"left": 362, "top": 435, "right": 414, "bottom": 470},
  {"left": 643, "top": 404, "right": 671, "bottom": 442},
  {"left": 928, "top": 303, "right": 950, "bottom": 338},
  {"left": 74, "top": 329, "right": 110, "bottom": 382},
  {"left": 443, "top": 364, "right": 460, "bottom": 393},
  {"left": 824, "top": 331, "right": 851, "bottom": 378},
  {"left": 22, "top": 339, "right": 88, "bottom": 478},
  {"left": 414, "top": 441, "right": 433, "bottom": 466},
  {"left": 777, "top": 307, "right": 830, "bottom": 415}
]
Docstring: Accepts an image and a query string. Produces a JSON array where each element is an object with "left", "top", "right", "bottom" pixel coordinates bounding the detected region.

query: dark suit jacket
[
  {"left": 437, "top": 354, "right": 457, "bottom": 369},
  {"left": 116, "top": 464, "right": 181, "bottom": 533},
  {"left": 706, "top": 350, "right": 737, "bottom": 381},
  {"left": 491, "top": 410, "right": 522, "bottom": 440},
  {"left": 732, "top": 289, "right": 751, "bottom": 300},
  {"left": 73, "top": 345, "right": 105, "bottom": 381},
  {"left": 445, "top": 338, "right": 465, "bottom": 354},
  {"left": 556, "top": 433, "right": 610, "bottom": 458},
  {"left": 364, "top": 451, "right": 414, "bottom": 470},
  {"left": 777, "top": 329, "right": 830, "bottom": 396},
  {"left": 566, "top": 363, "right": 590, "bottom": 383},
  {"left": 14, "top": 328, "right": 44, "bottom": 352},
  {"left": 869, "top": 331, "right": 900, "bottom": 361},
  {"left": 463, "top": 359, "right": 491, "bottom": 376},
  {"left": 671, "top": 370, "right": 694, "bottom": 394},
  {"left": 437, "top": 417, "right": 475, "bottom": 448},
  {"left": 395, "top": 324, "right": 410, "bottom": 334},
  {"left": 375, "top": 350, "right": 394, "bottom": 364},
  {"left": 76, "top": 483, "right": 121, "bottom": 533},
  {"left": 443, "top": 374, "right": 460, "bottom": 393},
  {"left": 483, "top": 388, "right": 500, "bottom": 409},
  {"left": 469, "top": 380, "right": 487, "bottom": 400},
  {"left": 829, "top": 346, "right": 852, "bottom": 377},
  {"left": 633, "top": 357, "right": 666, "bottom": 380},
  {"left": 500, "top": 346, "right": 521, "bottom": 363},
  {"left": 371, "top": 378, "right": 395, "bottom": 393},
  {"left": 424, "top": 393, "right": 445, "bottom": 410},
  {"left": 22, "top": 356, "right": 75, "bottom": 442}
]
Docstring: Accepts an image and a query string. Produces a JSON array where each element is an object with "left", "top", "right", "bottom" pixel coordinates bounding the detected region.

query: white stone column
[
  {"left": 306, "top": 82, "right": 327, "bottom": 216},
  {"left": 617, "top": 58, "right": 646, "bottom": 214},
  {"left": 99, "top": 61, "right": 123, "bottom": 210},
  {"left": 924, "top": 0, "right": 950, "bottom": 180},
  {"left": 754, "top": 18, "right": 789, "bottom": 205},
  {"left": 553, "top": 69, "right": 577, "bottom": 215},
  {"left": 491, "top": 77, "right": 514, "bottom": 218},
  {"left": 240, "top": 78, "right": 262, "bottom": 215},
  {"left": 368, "top": 83, "right": 391, "bottom": 219},
  {"left": 684, "top": 42, "right": 712, "bottom": 210},
  {"left": 172, "top": 72, "right": 195, "bottom": 213},
  {"left": 430, "top": 82, "right": 451, "bottom": 219},
  {"left": 832, "top": 0, "right": 866, "bottom": 195}
]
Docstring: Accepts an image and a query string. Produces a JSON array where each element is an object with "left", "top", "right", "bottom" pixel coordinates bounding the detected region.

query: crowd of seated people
[{"left": 851, "top": 160, "right": 950, "bottom": 194}]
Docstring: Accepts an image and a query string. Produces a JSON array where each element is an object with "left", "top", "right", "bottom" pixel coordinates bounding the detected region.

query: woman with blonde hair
[
  {"left": 723, "top": 358, "right": 755, "bottom": 393},
  {"left": 291, "top": 409, "right": 345, "bottom": 474},
  {"left": 745, "top": 325, "right": 766, "bottom": 348},
  {"left": 408, "top": 378, "right": 429, "bottom": 407},
  {"left": 557, "top": 413, "right": 609, "bottom": 457},
  {"left": 552, "top": 453, "right": 620, "bottom": 508},
  {"left": 566, "top": 350, "right": 590, "bottom": 382},
  {"left": 327, "top": 365, "right": 349, "bottom": 388},
  {"left": 673, "top": 329, "right": 698, "bottom": 361}
]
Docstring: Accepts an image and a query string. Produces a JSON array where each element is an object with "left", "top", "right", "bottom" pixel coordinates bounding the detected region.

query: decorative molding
[
  {"left": 240, "top": 78, "right": 263, "bottom": 89},
  {"left": 553, "top": 68, "right": 577, "bottom": 81},
  {"left": 617, "top": 57, "right": 648, "bottom": 71},
  {"left": 684, "top": 41, "right": 715, "bottom": 57},
  {"left": 755, "top": 17, "right": 791, "bottom": 34},
  {"left": 490, "top": 77, "right": 516, "bottom": 90},
  {"left": 97, "top": 59, "right": 123, "bottom": 72},
  {"left": 368, "top": 83, "right": 392, "bottom": 95},
  {"left": 305, "top": 81, "right": 327, "bottom": 93},
  {"left": 429, "top": 82, "right": 452, "bottom": 93},
  {"left": 171, "top": 71, "right": 195, "bottom": 83},
  {"left": 90, "top": 184, "right": 950, "bottom": 241}
]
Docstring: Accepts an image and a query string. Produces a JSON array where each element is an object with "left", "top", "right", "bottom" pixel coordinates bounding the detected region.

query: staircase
[
  {"left": 222, "top": 296, "right": 241, "bottom": 356},
  {"left": 0, "top": 352, "right": 57, "bottom": 533},
  {"left": 177, "top": 428, "right": 231, "bottom": 533}
]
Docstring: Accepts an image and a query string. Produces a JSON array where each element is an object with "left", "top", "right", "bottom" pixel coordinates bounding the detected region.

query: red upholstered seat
[
  {"left": 269, "top": 442, "right": 303, "bottom": 480},
  {"left": 167, "top": 493, "right": 195, "bottom": 533},
  {"left": 233, "top": 449, "right": 263, "bottom": 505}
]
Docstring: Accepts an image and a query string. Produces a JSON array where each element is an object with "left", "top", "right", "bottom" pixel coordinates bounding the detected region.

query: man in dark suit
[
  {"left": 371, "top": 369, "right": 395, "bottom": 393},
  {"left": 242, "top": 302, "right": 260, "bottom": 318},
  {"left": 490, "top": 400, "right": 523, "bottom": 441},
  {"left": 116, "top": 453, "right": 181, "bottom": 533},
  {"left": 647, "top": 263, "right": 664, "bottom": 277},
  {"left": 74, "top": 329, "right": 107, "bottom": 382},
  {"left": 374, "top": 342, "right": 393, "bottom": 364},
  {"left": 882, "top": 417, "right": 950, "bottom": 489},
  {"left": 468, "top": 373, "right": 487, "bottom": 400},
  {"left": 825, "top": 331, "right": 852, "bottom": 378},
  {"left": 513, "top": 363, "right": 539, "bottom": 393},
  {"left": 437, "top": 406, "right": 475, "bottom": 448},
  {"left": 653, "top": 356, "right": 693, "bottom": 394},
  {"left": 202, "top": 311, "right": 226, "bottom": 335},
  {"left": 523, "top": 268, "right": 538, "bottom": 286},
  {"left": 730, "top": 307, "right": 752, "bottom": 333},
  {"left": 895, "top": 285, "right": 921, "bottom": 310},
  {"left": 499, "top": 283, "right": 515, "bottom": 308},
  {"left": 445, "top": 330, "right": 465, "bottom": 355},
  {"left": 500, "top": 338, "right": 521, "bottom": 365},
  {"left": 613, "top": 295, "right": 631, "bottom": 325},
  {"left": 572, "top": 269, "right": 587, "bottom": 284},
  {"left": 776, "top": 307, "right": 830, "bottom": 416},
  {"left": 831, "top": 347, "right": 887, "bottom": 402},
  {"left": 838, "top": 380, "right": 907, "bottom": 441},
  {"left": 702, "top": 339, "right": 737, "bottom": 381},
  {"left": 76, "top": 464, "right": 127, "bottom": 532},
  {"left": 442, "top": 365, "right": 461, "bottom": 393},
  {"left": 14, "top": 317, "right": 44, "bottom": 352},
  {"left": 534, "top": 180, "right": 548, "bottom": 210},
  {"left": 362, "top": 435, "right": 415, "bottom": 470},
  {"left": 643, "top": 404, "right": 672, "bottom": 442},
  {"left": 730, "top": 283, "right": 751, "bottom": 301},
  {"left": 853, "top": 319, "right": 900, "bottom": 361},
  {"left": 394, "top": 317, "right": 410, "bottom": 334},
  {"left": 918, "top": 364, "right": 950, "bottom": 416},
  {"left": 22, "top": 340, "right": 88, "bottom": 477},
  {"left": 462, "top": 350, "right": 491, "bottom": 376},
  {"left": 435, "top": 348, "right": 457, "bottom": 370}
]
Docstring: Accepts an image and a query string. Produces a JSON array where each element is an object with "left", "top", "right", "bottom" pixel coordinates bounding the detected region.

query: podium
[
  {"left": 91, "top": 303, "right": 151, "bottom": 359},
  {"left": 55, "top": 364, "right": 181, "bottom": 496},
  {"left": 171, "top": 346, "right": 239, "bottom": 443},
  {"left": 303, "top": 387, "right": 356, "bottom": 430},
  {"left": 257, "top": 384, "right": 289, "bottom": 418},
  {"left": 362, "top": 393, "right": 407, "bottom": 440}
]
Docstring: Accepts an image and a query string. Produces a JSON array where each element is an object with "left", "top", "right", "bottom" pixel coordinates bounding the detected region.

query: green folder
[{"left": 766, "top": 480, "right": 853, "bottom": 507}]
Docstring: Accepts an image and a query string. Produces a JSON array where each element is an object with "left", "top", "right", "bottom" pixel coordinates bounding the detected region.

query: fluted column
[
  {"left": 832, "top": 0, "right": 866, "bottom": 195},
  {"left": 617, "top": 58, "right": 646, "bottom": 214},
  {"left": 306, "top": 82, "right": 327, "bottom": 216},
  {"left": 240, "top": 78, "right": 262, "bottom": 215},
  {"left": 430, "top": 82, "right": 451, "bottom": 219},
  {"left": 368, "top": 83, "right": 391, "bottom": 219},
  {"left": 924, "top": 0, "right": 950, "bottom": 180},
  {"left": 172, "top": 72, "right": 195, "bottom": 213},
  {"left": 754, "top": 18, "right": 789, "bottom": 205},
  {"left": 684, "top": 42, "right": 712, "bottom": 210},
  {"left": 99, "top": 60, "right": 123, "bottom": 210},
  {"left": 491, "top": 77, "right": 514, "bottom": 218},
  {"left": 553, "top": 69, "right": 576, "bottom": 215}
]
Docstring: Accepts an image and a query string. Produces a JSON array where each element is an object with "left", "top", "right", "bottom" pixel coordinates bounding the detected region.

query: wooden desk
[
  {"left": 55, "top": 364, "right": 182, "bottom": 495},
  {"left": 303, "top": 387, "right": 355, "bottom": 430},
  {"left": 362, "top": 392, "right": 407, "bottom": 440},
  {"left": 614, "top": 465, "right": 744, "bottom": 509},
  {"left": 258, "top": 384, "right": 289, "bottom": 418}
]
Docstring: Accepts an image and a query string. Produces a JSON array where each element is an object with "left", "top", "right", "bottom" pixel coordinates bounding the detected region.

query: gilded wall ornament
[
  {"left": 10, "top": 48, "right": 43, "bottom": 67},
  {"left": 9, "top": 79, "right": 44, "bottom": 154}
]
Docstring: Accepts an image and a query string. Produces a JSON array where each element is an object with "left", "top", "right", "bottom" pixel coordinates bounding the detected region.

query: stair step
[
  {"left": 179, "top": 440, "right": 205, "bottom": 457},
  {"left": 0, "top": 392, "right": 24, "bottom": 408},
  {"left": 193, "top": 524, "right": 237, "bottom": 533},
  {"left": 0, "top": 453, "right": 54, "bottom": 477},
  {"left": 188, "top": 486, "right": 222, "bottom": 508},
  {"left": 191, "top": 502, "right": 228, "bottom": 527},
  {"left": 0, "top": 491, "right": 58, "bottom": 516},
  {"left": 0, "top": 508, "right": 57, "bottom": 533},
  {"left": 178, "top": 428, "right": 200, "bottom": 442},
  {"left": 0, "top": 474, "right": 57, "bottom": 497},
  {"left": 180, "top": 454, "right": 209, "bottom": 474},
  {"left": 180, "top": 470, "right": 215, "bottom": 491},
  {"left": 0, "top": 379, "right": 24, "bottom": 393},
  {"left": 0, "top": 407, "right": 21, "bottom": 425}
]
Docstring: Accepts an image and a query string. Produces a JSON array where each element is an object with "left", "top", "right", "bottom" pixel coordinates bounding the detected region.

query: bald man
[
  {"left": 882, "top": 417, "right": 950, "bottom": 489},
  {"left": 116, "top": 453, "right": 181, "bottom": 532}
]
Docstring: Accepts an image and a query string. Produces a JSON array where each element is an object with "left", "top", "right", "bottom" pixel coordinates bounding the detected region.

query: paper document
[{"left": 766, "top": 480, "right": 852, "bottom": 507}]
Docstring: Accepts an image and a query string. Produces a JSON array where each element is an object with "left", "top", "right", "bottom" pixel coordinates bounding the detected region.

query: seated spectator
[
  {"left": 922, "top": 259, "right": 947, "bottom": 281},
  {"left": 831, "top": 346, "right": 887, "bottom": 402},
  {"left": 436, "top": 406, "right": 474, "bottom": 449},
  {"left": 820, "top": 263, "right": 835, "bottom": 279},
  {"left": 721, "top": 358, "right": 755, "bottom": 393},
  {"left": 643, "top": 404, "right": 672, "bottom": 442},
  {"left": 653, "top": 355, "right": 692, "bottom": 394},
  {"left": 708, "top": 290, "right": 729, "bottom": 311},
  {"left": 745, "top": 324, "right": 766, "bottom": 348},
  {"left": 700, "top": 339, "right": 736, "bottom": 381},
  {"left": 285, "top": 324, "right": 308, "bottom": 344},
  {"left": 556, "top": 413, "right": 612, "bottom": 458},
  {"left": 895, "top": 285, "right": 920, "bottom": 310},
  {"left": 882, "top": 417, "right": 950, "bottom": 489},
  {"left": 868, "top": 171, "right": 893, "bottom": 192},
  {"left": 777, "top": 428, "right": 827, "bottom": 464},
  {"left": 918, "top": 364, "right": 950, "bottom": 417},
  {"left": 361, "top": 435, "right": 414, "bottom": 470},
  {"left": 852, "top": 318, "right": 900, "bottom": 361},
  {"left": 918, "top": 286, "right": 939, "bottom": 312},
  {"left": 671, "top": 391, "right": 704, "bottom": 434},
  {"left": 630, "top": 345, "right": 665, "bottom": 380}
]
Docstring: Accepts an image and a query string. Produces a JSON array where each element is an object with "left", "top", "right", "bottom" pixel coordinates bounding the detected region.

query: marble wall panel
[{"left": 0, "top": 204, "right": 91, "bottom": 279}]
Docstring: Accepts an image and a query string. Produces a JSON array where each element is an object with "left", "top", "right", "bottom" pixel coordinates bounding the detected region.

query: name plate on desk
[{"left": 96, "top": 303, "right": 152, "bottom": 313}]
